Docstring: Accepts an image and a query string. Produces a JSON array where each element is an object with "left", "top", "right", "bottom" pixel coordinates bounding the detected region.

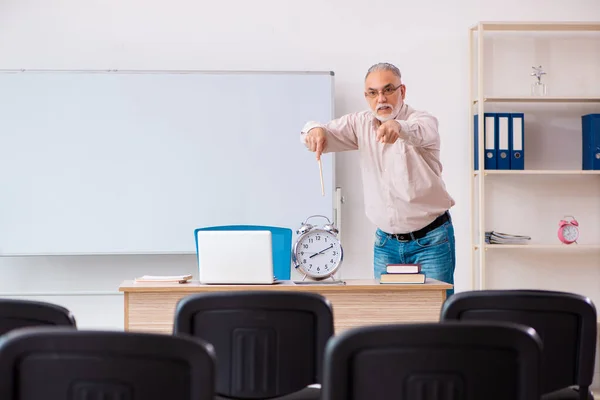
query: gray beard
[
  {"left": 372, "top": 105, "right": 399, "bottom": 122},
  {"left": 374, "top": 113, "right": 395, "bottom": 122}
]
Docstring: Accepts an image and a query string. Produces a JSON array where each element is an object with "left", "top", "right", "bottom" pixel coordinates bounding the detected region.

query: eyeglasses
[{"left": 364, "top": 84, "right": 402, "bottom": 98}]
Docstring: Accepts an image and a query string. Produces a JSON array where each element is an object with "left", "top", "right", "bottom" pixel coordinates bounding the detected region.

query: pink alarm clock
[{"left": 558, "top": 216, "right": 579, "bottom": 244}]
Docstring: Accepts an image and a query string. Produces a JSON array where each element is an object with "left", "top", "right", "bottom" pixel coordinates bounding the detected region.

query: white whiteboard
[{"left": 0, "top": 70, "right": 335, "bottom": 255}]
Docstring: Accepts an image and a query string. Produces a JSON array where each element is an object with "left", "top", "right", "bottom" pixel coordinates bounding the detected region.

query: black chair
[
  {"left": 321, "top": 321, "right": 543, "bottom": 400},
  {"left": 173, "top": 291, "right": 334, "bottom": 400},
  {"left": 0, "top": 326, "right": 216, "bottom": 400},
  {"left": 440, "top": 289, "right": 597, "bottom": 400},
  {"left": 0, "top": 299, "right": 76, "bottom": 334}
]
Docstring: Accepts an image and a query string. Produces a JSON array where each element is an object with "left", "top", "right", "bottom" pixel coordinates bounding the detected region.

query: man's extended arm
[
  {"left": 300, "top": 113, "right": 359, "bottom": 153},
  {"left": 394, "top": 110, "right": 440, "bottom": 150}
]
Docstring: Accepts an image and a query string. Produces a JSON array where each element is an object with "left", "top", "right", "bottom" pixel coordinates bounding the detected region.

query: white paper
[{"left": 134, "top": 274, "right": 192, "bottom": 282}]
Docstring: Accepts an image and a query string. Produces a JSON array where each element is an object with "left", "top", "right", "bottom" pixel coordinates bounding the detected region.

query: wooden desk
[{"left": 118, "top": 279, "right": 453, "bottom": 334}]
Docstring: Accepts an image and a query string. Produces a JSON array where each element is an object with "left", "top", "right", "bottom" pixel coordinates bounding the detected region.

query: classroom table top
[{"left": 118, "top": 278, "right": 453, "bottom": 293}]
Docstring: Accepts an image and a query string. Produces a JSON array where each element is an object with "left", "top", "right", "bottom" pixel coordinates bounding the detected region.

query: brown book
[
  {"left": 379, "top": 273, "right": 426, "bottom": 284},
  {"left": 386, "top": 263, "right": 421, "bottom": 274}
]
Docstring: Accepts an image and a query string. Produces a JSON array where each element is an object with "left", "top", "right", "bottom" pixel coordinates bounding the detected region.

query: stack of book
[
  {"left": 379, "top": 263, "right": 426, "bottom": 284},
  {"left": 485, "top": 231, "right": 531, "bottom": 245}
]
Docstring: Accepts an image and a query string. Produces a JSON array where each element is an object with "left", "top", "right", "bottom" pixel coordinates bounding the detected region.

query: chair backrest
[
  {"left": 173, "top": 290, "right": 334, "bottom": 399},
  {"left": 440, "top": 289, "right": 597, "bottom": 395},
  {"left": 0, "top": 299, "right": 76, "bottom": 335},
  {"left": 195, "top": 225, "right": 292, "bottom": 280},
  {"left": 0, "top": 327, "right": 216, "bottom": 400},
  {"left": 321, "top": 321, "right": 542, "bottom": 400}
]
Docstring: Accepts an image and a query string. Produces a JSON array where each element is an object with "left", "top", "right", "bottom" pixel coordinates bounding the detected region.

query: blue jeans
[{"left": 373, "top": 217, "right": 456, "bottom": 297}]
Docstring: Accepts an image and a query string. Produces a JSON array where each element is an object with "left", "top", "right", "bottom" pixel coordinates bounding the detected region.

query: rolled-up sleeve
[
  {"left": 300, "top": 114, "right": 359, "bottom": 153},
  {"left": 395, "top": 111, "right": 440, "bottom": 150}
]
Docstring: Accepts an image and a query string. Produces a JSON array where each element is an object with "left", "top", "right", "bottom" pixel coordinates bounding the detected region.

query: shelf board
[
  {"left": 475, "top": 244, "right": 600, "bottom": 250},
  {"left": 473, "top": 96, "right": 600, "bottom": 104},
  {"left": 474, "top": 170, "right": 600, "bottom": 176},
  {"left": 470, "top": 21, "right": 600, "bottom": 32}
]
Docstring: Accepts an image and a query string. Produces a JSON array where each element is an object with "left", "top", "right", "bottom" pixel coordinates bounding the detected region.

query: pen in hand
[{"left": 318, "top": 158, "right": 324, "bottom": 196}]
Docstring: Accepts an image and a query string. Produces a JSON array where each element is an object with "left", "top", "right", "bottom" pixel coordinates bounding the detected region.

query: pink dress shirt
[{"left": 300, "top": 103, "right": 455, "bottom": 234}]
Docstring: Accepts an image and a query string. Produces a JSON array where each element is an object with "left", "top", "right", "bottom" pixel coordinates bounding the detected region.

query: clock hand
[{"left": 309, "top": 244, "right": 333, "bottom": 258}]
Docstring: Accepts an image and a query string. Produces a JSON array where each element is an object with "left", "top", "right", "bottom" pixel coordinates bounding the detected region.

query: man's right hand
[{"left": 305, "top": 127, "right": 327, "bottom": 160}]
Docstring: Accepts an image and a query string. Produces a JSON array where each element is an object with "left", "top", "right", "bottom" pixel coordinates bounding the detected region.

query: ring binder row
[
  {"left": 474, "top": 113, "right": 524, "bottom": 171},
  {"left": 582, "top": 114, "right": 600, "bottom": 170},
  {"left": 474, "top": 113, "right": 600, "bottom": 171}
]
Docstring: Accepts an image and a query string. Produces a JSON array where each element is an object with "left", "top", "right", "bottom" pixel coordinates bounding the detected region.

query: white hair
[{"left": 365, "top": 62, "right": 402, "bottom": 80}]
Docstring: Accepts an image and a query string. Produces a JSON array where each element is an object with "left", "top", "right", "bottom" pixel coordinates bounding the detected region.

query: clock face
[
  {"left": 294, "top": 229, "right": 342, "bottom": 278},
  {"left": 562, "top": 224, "right": 578, "bottom": 242}
]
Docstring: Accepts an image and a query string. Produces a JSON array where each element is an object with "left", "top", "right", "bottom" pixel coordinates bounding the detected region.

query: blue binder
[
  {"left": 582, "top": 114, "right": 600, "bottom": 170},
  {"left": 510, "top": 113, "right": 525, "bottom": 170},
  {"left": 496, "top": 113, "right": 511, "bottom": 170},
  {"left": 474, "top": 113, "right": 497, "bottom": 170}
]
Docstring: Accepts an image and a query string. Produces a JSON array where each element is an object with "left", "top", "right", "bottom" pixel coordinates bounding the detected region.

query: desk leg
[{"left": 124, "top": 292, "right": 130, "bottom": 331}]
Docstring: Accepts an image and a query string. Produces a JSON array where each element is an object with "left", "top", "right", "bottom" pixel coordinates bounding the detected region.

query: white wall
[{"left": 1, "top": 0, "right": 599, "bottom": 387}]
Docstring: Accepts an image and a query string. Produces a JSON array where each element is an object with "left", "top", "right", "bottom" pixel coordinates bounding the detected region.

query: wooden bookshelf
[{"left": 469, "top": 21, "right": 600, "bottom": 290}]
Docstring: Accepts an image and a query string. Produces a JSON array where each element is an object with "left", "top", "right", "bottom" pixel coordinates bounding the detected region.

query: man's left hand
[{"left": 376, "top": 120, "right": 401, "bottom": 144}]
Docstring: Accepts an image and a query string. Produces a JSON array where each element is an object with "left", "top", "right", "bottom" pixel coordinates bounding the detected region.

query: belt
[{"left": 385, "top": 211, "right": 450, "bottom": 242}]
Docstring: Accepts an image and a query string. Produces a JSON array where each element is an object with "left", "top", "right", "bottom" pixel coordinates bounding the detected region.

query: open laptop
[{"left": 196, "top": 230, "right": 278, "bottom": 284}]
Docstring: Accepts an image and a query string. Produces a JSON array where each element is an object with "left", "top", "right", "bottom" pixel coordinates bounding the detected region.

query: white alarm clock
[
  {"left": 558, "top": 215, "right": 579, "bottom": 245},
  {"left": 292, "top": 215, "right": 343, "bottom": 282}
]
